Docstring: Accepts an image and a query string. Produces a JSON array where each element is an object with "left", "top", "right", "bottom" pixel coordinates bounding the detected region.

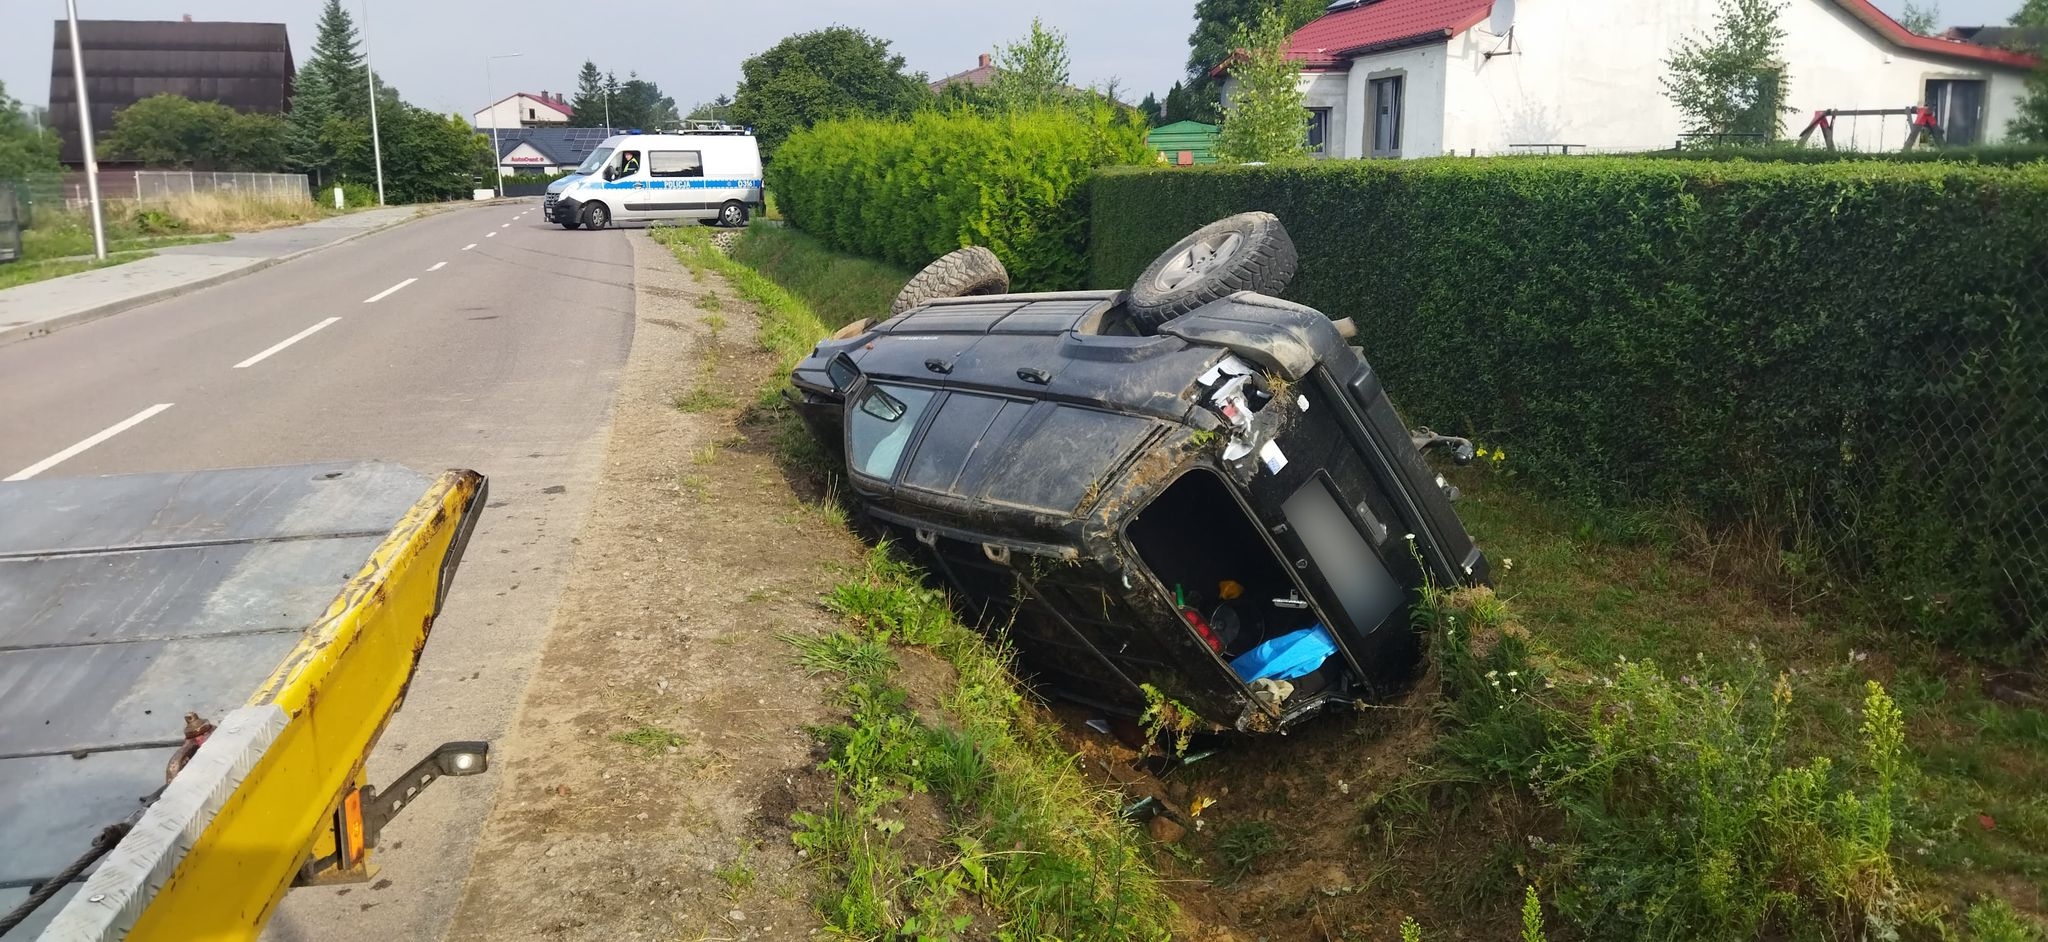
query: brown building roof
[
  {"left": 48, "top": 19, "right": 295, "bottom": 166},
  {"left": 930, "top": 53, "right": 998, "bottom": 93}
]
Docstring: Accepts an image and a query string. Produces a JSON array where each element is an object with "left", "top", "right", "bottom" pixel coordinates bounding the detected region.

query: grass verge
[
  {"left": 655, "top": 222, "right": 1179, "bottom": 940},
  {"left": 0, "top": 251, "right": 153, "bottom": 290},
  {"left": 5, "top": 193, "right": 335, "bottom": 290}
]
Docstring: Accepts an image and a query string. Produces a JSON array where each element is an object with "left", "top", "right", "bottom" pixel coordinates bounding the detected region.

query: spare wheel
[
  {"left": 1127, "top": 211, "right": 1297, "bottom": 331},
  {"left": 890, "top": 246, "right": 1010, "bottom": 315}
]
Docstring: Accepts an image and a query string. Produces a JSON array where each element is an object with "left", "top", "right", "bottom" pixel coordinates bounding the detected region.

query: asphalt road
[{"left": 0, "top": 200, "right": 638, "bottom": 940}]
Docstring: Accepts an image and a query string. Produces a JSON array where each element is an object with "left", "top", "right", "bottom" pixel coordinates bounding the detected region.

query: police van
[{"left": 545, "top": 127, "right": 762, "bottom": 231}]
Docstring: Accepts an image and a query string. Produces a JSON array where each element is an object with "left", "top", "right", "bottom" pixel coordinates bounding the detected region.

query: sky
[{"left": 0, "top": 0, "right": 2028, "bottom": 120}]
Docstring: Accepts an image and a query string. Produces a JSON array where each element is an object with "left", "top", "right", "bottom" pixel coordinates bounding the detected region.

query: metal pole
[
  {"left": 485, "top": 54, "right": 521, "bottom": 200},
  {"left": 63, "top": 0, "right": 107, "bottom": 260},
  {"left": 361, "top": 0, "right": 385, "bottom": 206}
]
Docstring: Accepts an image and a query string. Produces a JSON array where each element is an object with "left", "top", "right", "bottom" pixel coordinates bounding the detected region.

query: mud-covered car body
[{"left": 790, "top": 289, "right": 1487, "bottom": 732}]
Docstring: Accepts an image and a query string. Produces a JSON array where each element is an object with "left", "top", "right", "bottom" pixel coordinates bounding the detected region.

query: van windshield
[{"left": 575, "top": 147, "right": 614, "bottom": 174}]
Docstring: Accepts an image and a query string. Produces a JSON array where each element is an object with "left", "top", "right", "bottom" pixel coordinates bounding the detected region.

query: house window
[
  {"left": 1926, "top": 79, "right": 1987, "bottom": 145},
  {"left": 649, "top": 151, "right": 704, "bottom": 178},
  {"left": 1306, "top": 107, "right": 1331, "bottom": 156},
  {"left": 527, "top": 107, "right": 535, "bottom": 121},
  {"left": 1370, "top": 76, "right": 1403, "bottom": 158}
]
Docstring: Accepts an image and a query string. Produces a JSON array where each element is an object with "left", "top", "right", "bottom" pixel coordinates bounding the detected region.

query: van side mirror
[{"left": 601, "top": 167, "right": 616, "bottom": 182}]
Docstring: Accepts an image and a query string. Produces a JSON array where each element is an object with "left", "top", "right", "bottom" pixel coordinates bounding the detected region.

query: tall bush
[
  {"left": 772, "top": 106, "right": 1150, "bottom": 290},
  {"left": 1090, "top": 159, "right": 2048, "bottom": 652}
]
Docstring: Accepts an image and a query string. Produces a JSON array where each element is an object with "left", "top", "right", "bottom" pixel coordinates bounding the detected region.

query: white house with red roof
[
  {"left": 472, "top": 91, "right": 574, "bottom": 130},
  {"left": 1225, "top": 0, "right": 2039, "bottom": 158}
]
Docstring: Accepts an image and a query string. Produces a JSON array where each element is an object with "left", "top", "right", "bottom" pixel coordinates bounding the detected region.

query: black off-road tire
[
  {"left": 1126, "top": 212, "right": 1297, "bottom": 331},
  {"left": 580, "top": 201, "right": 610, "bottom": 231},
  {"left": 890, "top": 246, "right": 1010, "bottom": 315}
]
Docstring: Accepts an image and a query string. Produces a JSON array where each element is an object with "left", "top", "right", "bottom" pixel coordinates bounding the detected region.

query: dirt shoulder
[{"left": 447, "top": 230, "right": 862, "bottom": 940}]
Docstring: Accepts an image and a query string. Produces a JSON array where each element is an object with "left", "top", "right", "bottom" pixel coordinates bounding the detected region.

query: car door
[{"left": 606, "top": 148, "right": 649, "bottom": 219}]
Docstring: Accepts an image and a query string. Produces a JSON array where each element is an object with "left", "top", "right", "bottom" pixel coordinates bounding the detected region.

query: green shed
[{"left": 1147, "top": 120, "right": 1220, "bottom": 166}]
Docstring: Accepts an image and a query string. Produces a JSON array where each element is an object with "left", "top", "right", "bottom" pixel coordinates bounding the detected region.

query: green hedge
[
  {"left": 1092, "top": 159, "right": 2048, "bottom": 652},
  {"left": 769, "top": 106, "right": 1151, "bottom": 291}
]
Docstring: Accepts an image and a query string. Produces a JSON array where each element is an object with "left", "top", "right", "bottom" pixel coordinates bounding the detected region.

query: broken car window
[{"left": 848, "top": 384, "right": 935, "bottom": 481}]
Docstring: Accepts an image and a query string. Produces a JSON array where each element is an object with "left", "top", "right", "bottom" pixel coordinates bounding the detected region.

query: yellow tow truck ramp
[{"left": 0, "top": 462, "right": 488, "bottom": 941}]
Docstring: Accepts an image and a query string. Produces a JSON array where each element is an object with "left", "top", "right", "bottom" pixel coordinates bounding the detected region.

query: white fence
[{"left": 48, "top": 171, "right": 312, "bottom": 207}]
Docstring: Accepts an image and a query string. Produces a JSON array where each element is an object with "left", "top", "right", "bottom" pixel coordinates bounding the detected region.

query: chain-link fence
[
  {"left": 1840, "top": 279, "right": 2048, "bottom": 646},
  {"left": 0, "top": 182, "right": 22, "bottom": 263}
]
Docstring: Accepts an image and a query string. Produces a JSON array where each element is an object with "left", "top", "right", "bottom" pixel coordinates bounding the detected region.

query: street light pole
[
  {"left": 485, "top": 53, "right": 522, "bottom": 200},
  {"left": 62, "top": 0, "right": 106, "bottom": 260},
  {"left": 360, "top": 1, "right": 385, "bottom": 206}
]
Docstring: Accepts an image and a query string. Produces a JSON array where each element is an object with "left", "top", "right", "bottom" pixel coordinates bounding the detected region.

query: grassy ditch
[
  {"left": 701, "top": 220, "right": 2048, "bottom": 940},
  {"left": 729, "top": 225, "right": 907, "bottom": 330},
  {"left": 654, "top": 223, "right": 1180, "bottom": 940}
]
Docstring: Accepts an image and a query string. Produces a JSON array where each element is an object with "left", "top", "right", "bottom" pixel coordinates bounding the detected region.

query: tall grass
[
  {"left": 798, "top": 548, "right": 1177, "bottom": 941},
  {"left": 1416, "top": 587, "right": 1912, "bottom": 940},
  {"left": 24, "top": 193, "right": 328, "bottom": 262}
]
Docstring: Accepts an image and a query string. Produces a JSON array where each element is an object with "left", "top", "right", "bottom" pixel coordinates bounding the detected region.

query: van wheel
[
  {"left": 718, "top": 201, "right": 749, "bottom": 228},
  {"left": 559, "top": 220, "right": 581, "bottom": 230},
  {"left": 890, "top": 247, "right": 1009, "bottom": 315},
  {"left": 1127, "top": 212, "right": 1297, "bottom": 331},
  {"left": 579, "top": 202, "right": 610, "bottom": 231}
]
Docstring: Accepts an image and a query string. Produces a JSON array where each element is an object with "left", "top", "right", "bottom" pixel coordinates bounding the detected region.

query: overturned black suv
[{"left": 790, "top": 213, "right": 1488, "bottom": 734}]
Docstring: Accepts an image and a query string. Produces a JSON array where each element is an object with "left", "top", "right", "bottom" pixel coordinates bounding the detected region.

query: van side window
[{"left": 649, "top": 151, "right": 704, "bottom": 178}]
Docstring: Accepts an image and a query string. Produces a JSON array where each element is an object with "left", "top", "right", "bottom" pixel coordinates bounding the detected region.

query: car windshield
[{"left": 574, "top": 147, "right": 614, "bottom": 174}]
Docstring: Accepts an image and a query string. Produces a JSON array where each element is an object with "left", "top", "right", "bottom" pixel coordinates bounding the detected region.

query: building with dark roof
[
  {"left": 47, "top": 18, "right": 294, "bottom": 167},
  {"left": 490, "top": 127, "right": 614, "bottom": 175}
]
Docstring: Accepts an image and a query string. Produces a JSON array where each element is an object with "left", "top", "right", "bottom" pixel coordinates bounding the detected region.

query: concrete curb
[{"left": 0, "top": 209, "right": 424, "bottom": 350}]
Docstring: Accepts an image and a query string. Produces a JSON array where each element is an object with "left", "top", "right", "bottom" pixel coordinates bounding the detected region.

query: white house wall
[
  {"left": 1440, "top": 0, "right": 2030, "bottom": 155},
  {"left": 1344, "top": 43, "right": 1451, "bottom": 158},
  {"left": 1301, "top": 71, "right": 1351, "bottom": 157}
]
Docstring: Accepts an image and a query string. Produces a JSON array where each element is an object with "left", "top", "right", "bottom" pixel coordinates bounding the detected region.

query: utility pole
[
  {"left": 485, "top": 53, "right": 522, "bottom": 199},
  {"left": 361, "top": 1, "right": 385, "bottom": 206},
  {"left": 63, "top": 0, "right": 106, "bottom": 260}
]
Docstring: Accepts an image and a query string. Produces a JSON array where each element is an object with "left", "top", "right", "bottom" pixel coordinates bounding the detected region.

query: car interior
[{"left": 1124, "top": 468, "right": 1325, "bottom": 664}]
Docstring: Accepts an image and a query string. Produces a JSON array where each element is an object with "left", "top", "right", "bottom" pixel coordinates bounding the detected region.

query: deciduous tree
[
  {"left": 1215, "top": 7, "right": 1308, "bottom": 163},
  {"left": 1183, "top": 0, "right": 1325, "bottom": 123},
  {"left": 990, "top": 18, "right": 1073, "bottom": 112},
  {"left": 730, "top": 27, "right": 930, "bottom": 160},
  {"left": 0, "top": 80, "right": 61, "bottom": 180},
  {"left": 1662, "top": 0, "right": 1792, "bottom": 143},
  {"left": 102, "top": 94, "right": 287, "bottom": 170}
]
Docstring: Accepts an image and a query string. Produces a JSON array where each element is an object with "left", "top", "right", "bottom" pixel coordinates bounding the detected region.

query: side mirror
[
  {"left": 826, "top": 352, "right": 861, "bottom": 394},
  {"left": 602, "top": 167, "right": 616, "bottom": 182}
]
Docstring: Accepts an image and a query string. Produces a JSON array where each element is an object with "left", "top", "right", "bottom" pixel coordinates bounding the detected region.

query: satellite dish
[{"left": 1490, "top": 0, "right": 1516, "bottom": 34}]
